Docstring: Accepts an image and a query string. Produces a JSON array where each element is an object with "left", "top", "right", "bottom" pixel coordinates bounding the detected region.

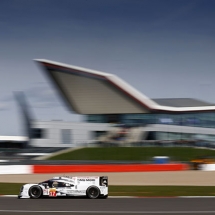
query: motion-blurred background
[{"left": 1, "top": 0, "right": 215, "bottom": 173}]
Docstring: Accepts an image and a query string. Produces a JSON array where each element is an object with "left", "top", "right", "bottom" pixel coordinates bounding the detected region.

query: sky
[{"left": 0, "top": 0, "right": 215, "bottom": 135}]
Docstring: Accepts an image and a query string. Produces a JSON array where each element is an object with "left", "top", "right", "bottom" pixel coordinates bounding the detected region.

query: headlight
[{"left": 20, "top": 186, "right": 24, "bottom": 192}]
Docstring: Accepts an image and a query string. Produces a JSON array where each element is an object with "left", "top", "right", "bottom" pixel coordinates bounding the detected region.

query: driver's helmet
[{"left": 52, "top": 181, "right": 58, "bottom": 188}]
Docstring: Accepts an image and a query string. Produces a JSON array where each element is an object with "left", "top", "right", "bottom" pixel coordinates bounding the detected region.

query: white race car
[{"left": 18, "top": 176, "right": 108, "bottom": 199}]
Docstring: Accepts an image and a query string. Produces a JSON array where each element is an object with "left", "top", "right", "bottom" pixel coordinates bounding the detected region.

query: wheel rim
[
  {"left": 31, "top": 187, "right": 41, "bottom": 198},
  {"left": 89, "top": 187, "right": 99, "bottom": 198}
]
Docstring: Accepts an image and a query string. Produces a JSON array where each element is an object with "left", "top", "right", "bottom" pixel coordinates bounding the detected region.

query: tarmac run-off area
[{"left": 0, "top": 171, "right": 215, "bottom": 185}]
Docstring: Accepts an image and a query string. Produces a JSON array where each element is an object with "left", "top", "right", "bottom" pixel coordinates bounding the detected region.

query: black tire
[
  {"left": 29, "top": 185, "right": 42, "bottom": 199},
  {"left": 87, "top": 186, "right": 100, "bottom": 199},
  {"left": 101, "top": 195, "right": 108, "bottom": 199}
]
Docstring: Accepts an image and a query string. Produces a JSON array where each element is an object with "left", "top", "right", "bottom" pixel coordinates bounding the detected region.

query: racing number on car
[
  {"left": 49, "top": 191, "right": 56, "bottom": 197},
  {"left": 49, "top": 189, "right": 57, "bottom": 197}
]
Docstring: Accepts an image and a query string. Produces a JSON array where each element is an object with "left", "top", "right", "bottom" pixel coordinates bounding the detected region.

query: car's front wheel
[
  {"left": 87, "top": 186, "right": 100, "bottom": 199},
  {"left": 29, "top": 185, "right": 42, "bottom": 199}
]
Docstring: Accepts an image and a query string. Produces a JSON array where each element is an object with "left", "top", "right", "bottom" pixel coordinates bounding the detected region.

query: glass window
[
  {"left": 86, "top": 113, "right": 215, "bottom": 129},
  {"left": 87, "top": 115, "right": 106, "bottom": 123},
  {"left": 93, "top": 131, "right": 107, "bottom": 139},
  {"left": 62, "top": 129, "right": 71, "bottom": 144},
  {"left": 31, "top": 128, "right": 45, "bottom": 139}
]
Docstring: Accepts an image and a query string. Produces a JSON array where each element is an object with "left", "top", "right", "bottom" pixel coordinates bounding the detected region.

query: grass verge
[
  {"left": 1, "top": 183, "right": 215, "bottom": 196},
  {"left": 109, "top": 186, "right": 215, "bottom": 196},
  {"left": 47, "top": 147, "right": 215, "bottom": 162}
]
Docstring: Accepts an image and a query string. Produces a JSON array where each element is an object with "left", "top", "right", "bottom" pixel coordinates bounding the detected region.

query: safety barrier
[
  {"left": 33, "top": 164, "right": 188, "bottom": 173},
  {"left": 0, "top": 163, "right": 189, "bottom": 174},
  {"left": 0, "top": 165, "right": 32, "bottom": 174},
  {"left": 0, "top": 164, "right": 189, "bottom": 174},
  {"left": 202, "top": 164, "right": 215, "bottom": 171}
]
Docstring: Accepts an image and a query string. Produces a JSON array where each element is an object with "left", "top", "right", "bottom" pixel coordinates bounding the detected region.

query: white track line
[{"left": 1, "top": 210, "right": 215, "bottom": 214}]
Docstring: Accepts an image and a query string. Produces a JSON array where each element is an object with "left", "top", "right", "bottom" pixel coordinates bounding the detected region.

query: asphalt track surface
[
  {"left": 0, "top": 197, "right": 215, "bottom": 215},
  {"left": 1, "top": 171, "right": 215, "bottom": 215}
]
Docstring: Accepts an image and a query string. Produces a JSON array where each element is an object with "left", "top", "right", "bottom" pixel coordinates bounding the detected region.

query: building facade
[
  {"left": 30, "top": 121, "right": 110, "bottom": 147},
  {"left": 31, "top": 59, "right": 215, "bottom": 146}
]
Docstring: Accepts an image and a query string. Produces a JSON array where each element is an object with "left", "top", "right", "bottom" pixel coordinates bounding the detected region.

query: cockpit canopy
[{"left": 39, "top": 179, "right": 73, "bottom": 188}]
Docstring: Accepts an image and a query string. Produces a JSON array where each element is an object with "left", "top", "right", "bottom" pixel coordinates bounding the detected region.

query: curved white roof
[{"left": 35, "top": 59, "right": 215, "bottom": 113}]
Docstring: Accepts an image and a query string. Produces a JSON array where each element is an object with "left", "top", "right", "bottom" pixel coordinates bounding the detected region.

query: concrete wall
[{"left": 30, "top": 121, "right": 110, "bottom": 147}]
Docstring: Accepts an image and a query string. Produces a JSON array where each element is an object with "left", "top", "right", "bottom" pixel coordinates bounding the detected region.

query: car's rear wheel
[
  {"left": 87, "top": 186, "right": 100, "bottom": 199},
  {"left": 29, "top": 185, "right": 42, "bottom": 199}
]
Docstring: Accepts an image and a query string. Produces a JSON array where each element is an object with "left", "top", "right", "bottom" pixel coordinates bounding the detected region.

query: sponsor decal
[
  {"left": 67, "top": 190, "right": 85, "bottom": 194},
  {"left": 78, "top": 179, "right": 95, "bottom": 182}
]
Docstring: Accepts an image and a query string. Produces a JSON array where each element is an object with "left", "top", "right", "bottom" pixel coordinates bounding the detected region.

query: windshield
[{"left": 39, "top": 180, "right": 53, "bottom": 187}]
